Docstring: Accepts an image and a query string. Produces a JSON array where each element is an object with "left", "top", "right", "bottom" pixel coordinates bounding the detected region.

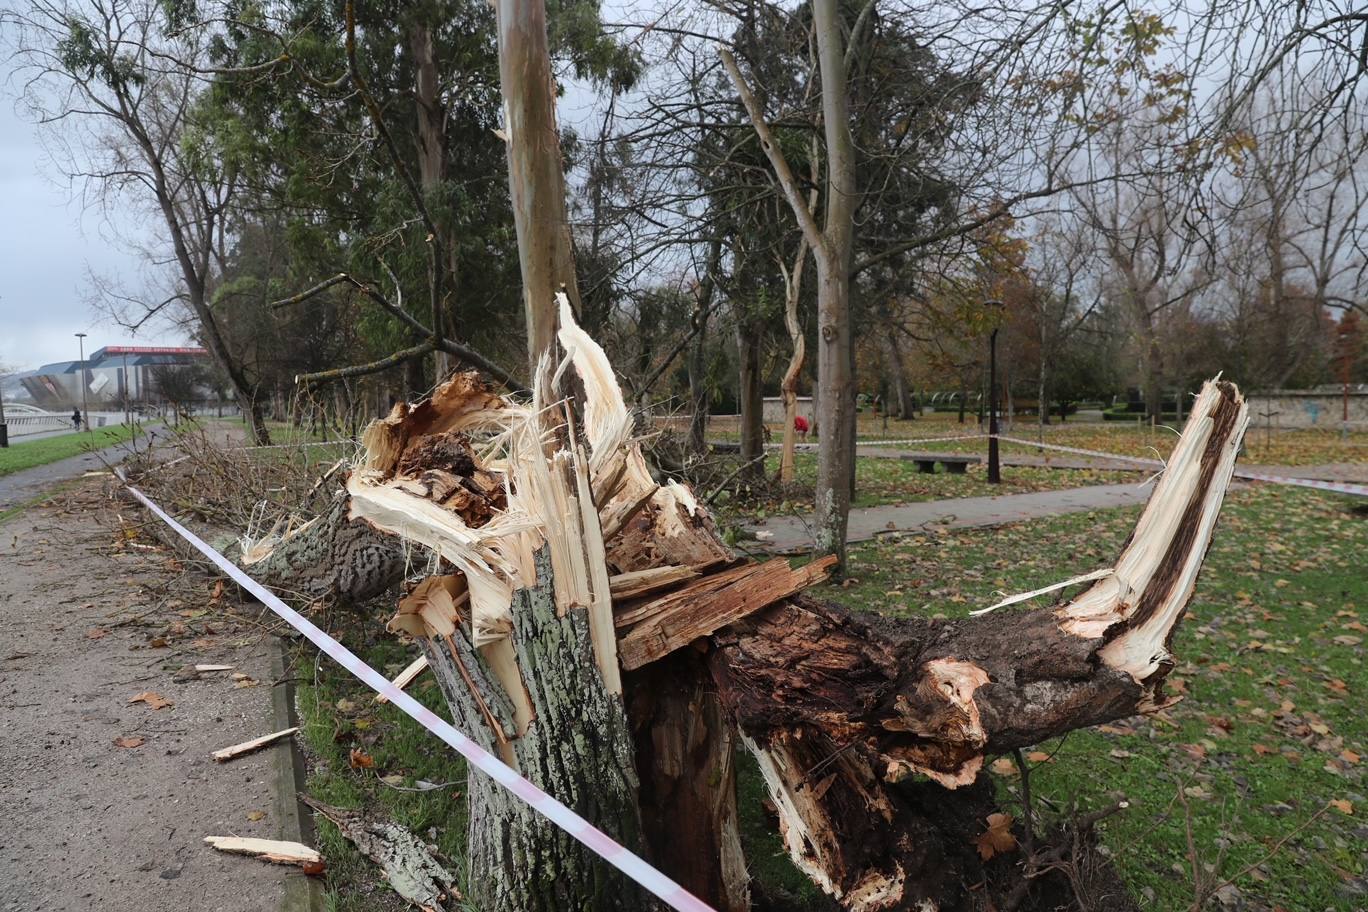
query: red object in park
[{"left": 793, "top": 415, "right": 810, "bottom": 434}]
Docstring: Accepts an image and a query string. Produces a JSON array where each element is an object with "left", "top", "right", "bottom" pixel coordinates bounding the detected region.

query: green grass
[
  {"left": 826, "top": 485, "right": 1368, "bottom": 909},
  {"left": 295, "top": 631, "right": 472, "bottom": 912},
  {"left": 0, "top": 424, "right": 140, "bottom": 477}
]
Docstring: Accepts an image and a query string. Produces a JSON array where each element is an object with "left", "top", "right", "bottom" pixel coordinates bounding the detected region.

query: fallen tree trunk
[{"left": 221, "top": 302, "right": 1248, "bottom": 911}]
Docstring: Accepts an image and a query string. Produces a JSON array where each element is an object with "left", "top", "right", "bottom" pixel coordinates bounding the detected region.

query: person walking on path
[{"left": 71, "top": 407, "right": 82, "bottom": 430}]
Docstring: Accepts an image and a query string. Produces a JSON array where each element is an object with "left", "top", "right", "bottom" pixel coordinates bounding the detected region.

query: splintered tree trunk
[
  {"left": 229, "top": 337, "right": 1249, "bottom": 912},
  {"left": 422, "top": 551, "right": 652, "bottom": 912}
]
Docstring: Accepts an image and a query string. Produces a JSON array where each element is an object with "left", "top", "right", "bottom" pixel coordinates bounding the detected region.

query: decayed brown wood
[
  {"left": 629, "top": 652, "right": 751, "bottom": 912},
  {"left": 698, "top": 379, "right": 1249, "bottom": 911},
  {"left": 616, "top": 556, "right": 839, "bottom": 670}
]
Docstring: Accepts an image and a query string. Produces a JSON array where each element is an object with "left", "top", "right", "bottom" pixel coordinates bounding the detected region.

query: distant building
[{"left": 8, "top": 345, "right": 211, "bottom": 410}]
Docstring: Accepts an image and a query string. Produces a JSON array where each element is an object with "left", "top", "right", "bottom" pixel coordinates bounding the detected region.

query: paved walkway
[
  {"left": 748, "top": 482, "right": 1157, "bottom": 553},
  {"left": 0, "top": 432, "right": 159, "bottom": 514},
  {"left": 0, "top": 485, "right": 293, "bottom": 911}
]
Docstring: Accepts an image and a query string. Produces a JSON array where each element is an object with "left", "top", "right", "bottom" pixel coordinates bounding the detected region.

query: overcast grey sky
[{"left": 0, "top": 85, "right": 184, "bottom": 373}]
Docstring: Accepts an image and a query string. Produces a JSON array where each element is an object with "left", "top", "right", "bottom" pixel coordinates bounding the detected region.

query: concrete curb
[{"left": 270, "top": 635, "right": 325, "bottom": 912}]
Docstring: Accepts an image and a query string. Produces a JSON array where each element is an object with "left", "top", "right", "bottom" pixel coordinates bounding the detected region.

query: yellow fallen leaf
[{"left": 1329, "top": 799, "right": 1353, "bottom": 815}]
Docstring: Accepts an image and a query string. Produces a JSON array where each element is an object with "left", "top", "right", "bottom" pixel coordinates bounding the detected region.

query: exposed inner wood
[
  {"left": 233, "top": 299, "right": 1248, "bottom": 911},
  {"left": 210, "top": 727, "right": 299, "bottom": 762}
]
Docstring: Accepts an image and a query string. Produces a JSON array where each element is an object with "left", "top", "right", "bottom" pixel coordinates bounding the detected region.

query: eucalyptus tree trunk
[
  {"left": 720, "top": 0, "right": 857, "bottom": 570},
  {"left": 809, "top": 0, "right": 858, "bottom": 572},
  {"left": 409, "top": 18, "right": 455, "bottom": 380},
  {"left": 497, "top": 0, "right": 580, "bottom": 369},
  {"left": 885, "top": 330, "right": 914, "bottom": 419},
  {"left": 485, "top": 2, "right": 650, "bottom": 908}
]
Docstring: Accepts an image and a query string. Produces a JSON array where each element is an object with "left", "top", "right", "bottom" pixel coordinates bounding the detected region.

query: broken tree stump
[{"left": 220, "top": 300, "right": 1248, "bottom": 912}]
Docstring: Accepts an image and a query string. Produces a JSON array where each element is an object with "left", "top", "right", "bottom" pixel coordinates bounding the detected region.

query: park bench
[{"left": 901, "top": 453, "right": 981, "bottom": 474}]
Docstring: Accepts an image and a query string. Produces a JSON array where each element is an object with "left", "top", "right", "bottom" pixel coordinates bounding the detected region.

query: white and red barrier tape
[
  {"left": 767, "top": 433, "right": 988, "bottom": 450},
  {"left": 992, "top": 435, "right": 1368, "bottom": 497},
  {"left": 116, "top": 473, "right": 716, "bottom": 912},
  {"left": 775, "top": 430, "right": 1366, "bottom": 496}
]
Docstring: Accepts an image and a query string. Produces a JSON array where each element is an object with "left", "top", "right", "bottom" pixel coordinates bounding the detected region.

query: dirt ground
[{"left": 0, "top": 480, "right": 300, "bottom": 911}]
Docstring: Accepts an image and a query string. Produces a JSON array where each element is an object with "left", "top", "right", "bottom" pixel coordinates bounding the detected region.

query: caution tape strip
[
  {"left": 117, "top": 473, "right": 715, "bottom": 912},
  {"left": 992, "top": 435, "right": 1368, "bottom": 497},
  {"left": 766, "top": 433, "right": 989, "bottom": 450}
]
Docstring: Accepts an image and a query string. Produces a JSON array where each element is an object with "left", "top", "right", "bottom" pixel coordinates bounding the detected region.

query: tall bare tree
[{"left": 5, "top": 0, "right": 279, "bottom": 442}]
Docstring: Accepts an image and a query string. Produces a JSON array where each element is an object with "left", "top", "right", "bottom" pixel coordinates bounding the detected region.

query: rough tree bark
[{"left": 737, "top": 316, "right": 766, "bottom": 486}]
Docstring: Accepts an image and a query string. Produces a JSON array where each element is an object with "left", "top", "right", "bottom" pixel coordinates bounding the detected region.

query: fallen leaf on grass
[
  {"left": 129, "top": 691, "right": 173, "bottom": 710},
  {"left": 1329, "top": 799, "right": 1353, "bottom": 815},
  {"left": 1251, "top": 744, "right": 1274, "bottom": 756},
  {"left": 349, "top": 748, "right": 376, "bottom": 770},
  {"left": 113, "top": 736, "right": 145, "bottom": 748},
  {"left": 989, "top": 757, "right": 1017, "bottom": 776},
  {"left": 974, "top": 813, "right": 1017, "bottom": 861},
  {"left": 1025, "top": 750, "right": 1051, "bottom": 763},
  {"left": 1340, "top": 750, "right": 1360, "bottom": 765}
]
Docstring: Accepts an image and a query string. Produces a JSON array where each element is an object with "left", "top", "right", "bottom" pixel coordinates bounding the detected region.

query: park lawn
[
  {"left": 900, "top": 420, "right": 1368, "bottom": 467},
  {"left": 714, "top": 452, "right": 1146, "bottom": 523},
  {"left": 826, "top": 483, "right": 1368, "bottom": 910},
  {"left": 777, "top": 451, "right": 1142, "bottom": 508},
  {"left": 690, "top": 411, "right": 1367, "bottom": 466},
  {"left": 0, "top": 424, "right": 138, "bottom": 477}
]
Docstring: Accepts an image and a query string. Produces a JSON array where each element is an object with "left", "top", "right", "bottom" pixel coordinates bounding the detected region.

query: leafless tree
[{"left": 4, "top": 0, "right": 277, "bottom": 442}]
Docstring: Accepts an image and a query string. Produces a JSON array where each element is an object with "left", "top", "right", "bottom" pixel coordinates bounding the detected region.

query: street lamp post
[
  {"left": 984, "top": 300, "right": 1004, "bottom": 484},
  {"left": 75, "top": 332, "right": 91, "bottom": 432}
]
